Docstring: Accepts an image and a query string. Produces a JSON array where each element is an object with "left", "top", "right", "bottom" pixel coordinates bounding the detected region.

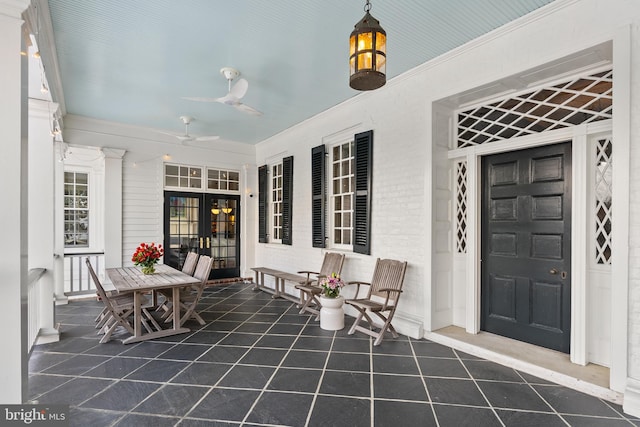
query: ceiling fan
[
  {"left": 161, "top": 116, "right": 220, "bottom": 143},
  {"left": 183, "top": 67, "right": 263, "bottom": 116}
]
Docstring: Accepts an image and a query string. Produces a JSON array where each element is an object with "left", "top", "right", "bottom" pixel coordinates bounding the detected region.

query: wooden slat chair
[
  {"left": 295, "top": 252, "right": 345, "bottom": 317},
  {"left": 156, "top": 251, "right": 199, "bottom": 313},
  {"left": 345, "top": 258, "right": 407, "bottom": 346},
  {"left": 181, "top": 251, "right": 199, "bottom": 276},
  {"left": 86, "top": 258, "right": 160, "bottom": 343},
  {"left": 162, "top": 255, "right": 213, "bottom": 326},
  {"left": 179, "top": 255, "right": 213, "bottom": 326}
]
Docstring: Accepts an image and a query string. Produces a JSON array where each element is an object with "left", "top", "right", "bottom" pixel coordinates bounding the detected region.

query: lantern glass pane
[
  {"left": 350, "top": 35, "right": 356, "bottom": 55},
  {"left": 358, "top": 52, "right": 373, "bottom": 70},
  {"left": 350, "top": 56, "right": 356, "bottom": 75},
  {"left": 375, "top": 32, "right": 386, "bottom": 52},
  {"left": 376, "top": 54, "right": 386, "bottom": 73},
  {"left": 358, "top": 32, "right": 373, "bottom": 50}
]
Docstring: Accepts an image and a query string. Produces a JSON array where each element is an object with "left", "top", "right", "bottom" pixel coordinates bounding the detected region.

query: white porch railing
[{"left": 64, "top": 252, "right": 104, "bottom": 296}]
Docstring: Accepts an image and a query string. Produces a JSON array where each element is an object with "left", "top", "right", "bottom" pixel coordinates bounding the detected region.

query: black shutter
[
  {"left": 282, "top": 156, "right": 294, "bottom": 245},
  {"left": 311, "top": 144, "right": 326, "bottom": 248},
  {"left": 258, "top": 165, "right": 268, "bottom": 243},
  {"left": 353, "top": 130, "right": 373, "bottom": 254}
]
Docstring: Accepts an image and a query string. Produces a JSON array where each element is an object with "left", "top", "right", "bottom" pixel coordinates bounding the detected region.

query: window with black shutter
[
  {"left": 311, "top": 145, "right": 326, "bottom": 248},
  {"left": 281, "top": 156, "right": 293, "bottom": 245},
  {"left": 353, "top": 130, "right": 372, "bottom": 254},
  {"left": 258, "top": 165, "right": 268, "bottom": 243}
]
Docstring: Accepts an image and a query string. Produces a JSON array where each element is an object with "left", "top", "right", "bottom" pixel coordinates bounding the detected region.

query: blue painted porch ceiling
[{"left": 47, "top": 0, "right": 555, "bottom": 144}]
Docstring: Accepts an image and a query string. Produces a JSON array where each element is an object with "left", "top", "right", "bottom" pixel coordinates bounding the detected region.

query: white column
[
  {"left": 102, "top": 148, "right": 126, "bottom": 268},
  {"left": 53, "top": 141, "right": 67, "bottom": 303},
  {"left": 0, "top": 0, "right": 32, "bottom": 404},
  {"left": 28, "top": 98, "right": 60, "bottom": 344}
]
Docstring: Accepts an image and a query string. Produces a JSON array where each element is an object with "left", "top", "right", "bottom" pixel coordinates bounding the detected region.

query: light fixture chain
[{"left": 364, "top": 0, "right": 371, "bottom": 13}]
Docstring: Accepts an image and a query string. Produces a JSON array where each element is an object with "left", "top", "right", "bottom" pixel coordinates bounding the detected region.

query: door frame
[
  {"left": 455, "top": 120, "right": 613, "bottom": 366},
  {"left": 480, "top": 141, "right": 572, "bottom": 353},
  {"left": 163, "top": 191, "right": 241, "bottom": 280}
]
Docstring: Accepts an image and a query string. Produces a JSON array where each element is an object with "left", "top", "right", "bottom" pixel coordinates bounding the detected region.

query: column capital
[
  {"left": 102, "top": 148, "right": 127, "bottom": 159},
  {"left": 28, "top": 98, "right": 59, "bottom": 117},
  {"left": 0, "top": 0, "right": 30, "bottom": 19}
]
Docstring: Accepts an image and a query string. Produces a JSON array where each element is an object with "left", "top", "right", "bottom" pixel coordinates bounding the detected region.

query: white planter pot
[{"left": 320, "top": 295, "right": 345, "bottom": 331}]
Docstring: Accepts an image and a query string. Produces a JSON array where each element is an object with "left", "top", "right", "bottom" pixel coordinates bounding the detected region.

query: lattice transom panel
[
  {"left": 457, "top": 70, "right": 613, "bottom": 148},
  {"left": 595, "top": 137, "right": 612, "bottom": 265},
  {"left": 455, "top": 161, "right": 468, "bottom": 253}
]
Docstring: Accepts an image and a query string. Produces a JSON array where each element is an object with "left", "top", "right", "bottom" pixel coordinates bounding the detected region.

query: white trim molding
[{"left": 624, "top": 378, "right": 640, "bottom": 418}]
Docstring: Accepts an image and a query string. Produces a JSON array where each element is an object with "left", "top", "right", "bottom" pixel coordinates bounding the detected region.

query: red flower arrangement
[{"left": 132, "top": 242, "right": 164, "bottom": 274}]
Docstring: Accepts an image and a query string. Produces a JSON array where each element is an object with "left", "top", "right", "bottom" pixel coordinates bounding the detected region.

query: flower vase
[
  {"left": 141, "top": 264, "right": 156, "bottom": 275},
  {"left": 320, "top": 295, "right": 344, "bottom": 331}
]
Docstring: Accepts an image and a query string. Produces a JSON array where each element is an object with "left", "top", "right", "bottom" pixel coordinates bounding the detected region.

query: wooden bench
[{"left": 251, "top": 267, "right": 309, "bottom": 304}]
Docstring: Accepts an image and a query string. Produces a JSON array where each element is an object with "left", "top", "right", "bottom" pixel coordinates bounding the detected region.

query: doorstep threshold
[{"left": 425, "top": 325, "right": 622, "bottom": 405}]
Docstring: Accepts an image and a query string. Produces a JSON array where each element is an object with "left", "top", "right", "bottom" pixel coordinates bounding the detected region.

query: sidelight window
[{"left": 64, "top": 171, "right": 89, "bottom": 247}]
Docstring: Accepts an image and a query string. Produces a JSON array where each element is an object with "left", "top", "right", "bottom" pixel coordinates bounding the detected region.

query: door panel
[
  {"left": 164, "top": 194, "right": 200, "bottom": 271},
  {"left": 164, "top": 191, "right": 240, "bottom": 280},
  {"left": 206, "top": 195, "right": 240, "bottom": 278},
  {"left": 481, "top": 142, "right": 571, "bottom": 353}
]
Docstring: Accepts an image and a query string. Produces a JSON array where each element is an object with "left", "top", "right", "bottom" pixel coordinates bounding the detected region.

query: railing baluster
[{"left": 63, "top": 252, "right": 105, "bottom": 296}]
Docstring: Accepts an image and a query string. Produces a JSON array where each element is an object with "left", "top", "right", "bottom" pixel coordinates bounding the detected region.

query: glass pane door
[
  {"left": 164, "top": 193, "right": 200, "bottom": 271},
  {"left": 207, "top": 195, "right": 240, "bottom": 279},
  {"left": 164, "top": 191, "right": 241, "bottom": 280}
]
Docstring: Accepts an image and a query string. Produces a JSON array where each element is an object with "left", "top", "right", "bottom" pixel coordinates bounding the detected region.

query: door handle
[
  {"left": 549, "top": 268, "right": 568, "bottom": 279},
  {"left": 199, "top": 237, "right": 203, "bottom": 249},
  {"left": 206, "top": 237, "right": 210, "bottom": 248}
]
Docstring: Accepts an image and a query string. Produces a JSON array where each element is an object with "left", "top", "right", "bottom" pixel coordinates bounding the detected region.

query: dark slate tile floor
[{"left": 29, "top": 282, "right": 639, "bottom": 427}]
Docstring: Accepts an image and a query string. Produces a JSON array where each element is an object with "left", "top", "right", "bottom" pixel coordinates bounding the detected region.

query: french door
[
  {"left": 481, "top": 142, "right": 572, "bottom": 353},
  {"left": 164, "top": 191, "right": 240, "bottom": 279}
]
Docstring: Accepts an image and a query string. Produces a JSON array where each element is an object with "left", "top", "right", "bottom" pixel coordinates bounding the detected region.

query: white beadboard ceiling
[{"left": 44, "top": 0, "right": 556, "bottom": 145}]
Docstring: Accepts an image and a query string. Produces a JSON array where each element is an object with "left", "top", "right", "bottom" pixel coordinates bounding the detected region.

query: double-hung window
[
  {"left": 331, "top": 140, "right": 355, "bottom": 248},
  {"left": 258, "top": 156, "right": 293, "bottom": 245},
  {"left": 271, "top": 162, "right": 284, "bottom": 242},
  {"left": 312, "top": 130, "right": 372, "bottom": 254}
]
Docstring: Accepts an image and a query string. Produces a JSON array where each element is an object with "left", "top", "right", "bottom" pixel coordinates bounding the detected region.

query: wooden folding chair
[
  {"left": 345, "top": 258, "right": 407, "bottom": 346},
  {"left": 156, "top": 251, "right": 198, "bottom": 313},
  {"left": 86, "top": 258, "right": 160, "bottom": 343},
  {"left": 295, "top": 252, "right": 345, "bottom": 317},
  {"left": 179, "top": 255, "right": 213, "bottom": 326},
  {"left": 181, "top": 251, "right": 199, "bottom": 276},
  {"left": 162, "top": 255, "right": 213, "bottom": 326}
]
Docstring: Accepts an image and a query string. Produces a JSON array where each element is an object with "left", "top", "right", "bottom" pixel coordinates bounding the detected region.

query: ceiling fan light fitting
[{"left": 220, "top": 66, "right": 240, "bottom": 81}]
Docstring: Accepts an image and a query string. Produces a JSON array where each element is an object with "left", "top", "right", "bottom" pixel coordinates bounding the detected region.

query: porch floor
[{"left": 29, "top": 282, "right": 638, "bottom": 426}]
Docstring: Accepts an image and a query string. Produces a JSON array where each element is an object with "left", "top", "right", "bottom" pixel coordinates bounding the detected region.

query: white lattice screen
[
  {"left": 455, "top": 161, "right": 468, "bottom": 254},
  {"left": 457, "top": 70, "right": 612, "bottom": 148},
  {"left": 595, "top": 137, "right": 612, "bottom": 265}
]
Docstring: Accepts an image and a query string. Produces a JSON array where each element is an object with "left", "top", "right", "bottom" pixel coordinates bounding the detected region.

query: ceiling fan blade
[
  {"left": 229, "top": 78, "right": 249, "bottom": 99},
  {"left": 182, "top": 96, "right": 224, "bottom": 103},
  {"left": 234, "top": 102, "right": 263, "bottom": 116},
  {"left": 176, "top": 135, "right": 194, "bottom": 142},
  {"left": 194, "top": 135, "right": 220, "bottom": 141}
]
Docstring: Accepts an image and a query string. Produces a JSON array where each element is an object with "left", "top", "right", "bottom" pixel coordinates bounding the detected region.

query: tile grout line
[
  {"left": 455, "top": 349, "right": 506, "bottom": 427},
  {"left": 514, "top": 368, "right": 571, "bottom": 426},
  {"left": 408, "top": 338, "right": 440, "bottom": 427}
]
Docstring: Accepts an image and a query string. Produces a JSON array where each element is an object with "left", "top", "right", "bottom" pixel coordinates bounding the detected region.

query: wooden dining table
[{"left": 106, "top": 264, "right": 200, "bottom": 344}]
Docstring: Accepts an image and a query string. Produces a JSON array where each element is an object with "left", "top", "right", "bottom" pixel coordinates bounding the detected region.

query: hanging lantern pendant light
[{"left": 349, "top": 0, "right": 386, "bottom": 91}]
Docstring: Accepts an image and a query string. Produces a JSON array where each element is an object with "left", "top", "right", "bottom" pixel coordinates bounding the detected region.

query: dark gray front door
[{"left": 481, "top": 142, "right": 571, "bottom": 353}]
